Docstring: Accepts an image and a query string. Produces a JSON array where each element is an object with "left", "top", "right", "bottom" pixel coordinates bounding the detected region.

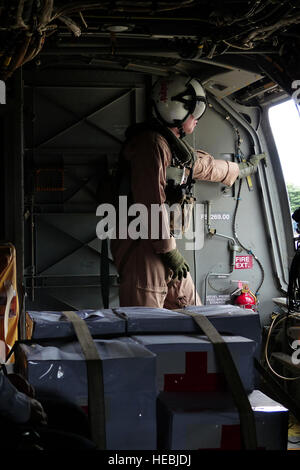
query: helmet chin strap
[{"left": 178, "top": 124, "right": 185, "bottom": 139}]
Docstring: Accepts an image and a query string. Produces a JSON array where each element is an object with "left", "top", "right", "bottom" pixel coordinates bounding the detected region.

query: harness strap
[
  {"left": 62, "top": 311, "right": 106, "bottom": 450},
  {"left": 125, "top": 119, "right": 195, "bottom": 166},
  {"left": 174, "top": 309, "right": 258, "bottom": 450}
]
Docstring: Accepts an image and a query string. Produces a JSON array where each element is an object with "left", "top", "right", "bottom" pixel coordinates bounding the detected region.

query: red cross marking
[{"left": 164, "top": 351, "right": 226, "bottom": 392}]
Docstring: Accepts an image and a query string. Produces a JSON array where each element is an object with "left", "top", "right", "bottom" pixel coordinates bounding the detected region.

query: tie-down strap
[
  {"left": 62, "top": 311, "right": 106, "bottom": 450},
  {"left": 175, "top": 309, "right": 258, "bottom": 450}
]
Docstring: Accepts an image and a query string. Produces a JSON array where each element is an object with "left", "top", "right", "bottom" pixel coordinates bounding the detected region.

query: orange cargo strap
[
  {"left": 175, "top": 308, "right": 258, "bottom": 450},
  {"left": 62, "top": 311, "right": 106, "bottom": 450}
]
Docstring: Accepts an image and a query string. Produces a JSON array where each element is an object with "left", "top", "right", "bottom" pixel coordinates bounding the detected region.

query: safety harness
[{"left": 123, "top": 118, "right": 196, "bottom": 167}]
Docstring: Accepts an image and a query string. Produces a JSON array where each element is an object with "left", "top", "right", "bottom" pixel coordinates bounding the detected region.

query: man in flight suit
[{"left": 111, "top": 75, "right": 265, "bottom": 309}]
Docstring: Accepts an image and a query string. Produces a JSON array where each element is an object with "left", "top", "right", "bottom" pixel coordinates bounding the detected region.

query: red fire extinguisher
[{"left": 233, "top": 282, "right": 257, "bottom": 310}]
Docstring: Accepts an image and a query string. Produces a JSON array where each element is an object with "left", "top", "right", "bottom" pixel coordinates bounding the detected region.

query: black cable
[
  {"left": 190, "top": 133, "right": 197, "bottom": 305},
  {"left": 208, "top": 100, "right": 265, "bottom": 296},
  {"left": 220, "top": 1, "right": 297, "bottom": 46},
  {"left": 237, "top": 1, "right": 288, "bottom": 27},
  {"left": 232, "top": 178, "right": 265, "bottom": 296},
  {"left": 287, "top": 246, "right": 300, "bottom": 314},
  {"left": 192, "top": 196, "right": 197, "bottom": 305},
  {"left": 227, "top": 0, "right": 271, "bottom": 26},
  {"left": 287, "top": 209, "right": 300, "bottom": 314}
]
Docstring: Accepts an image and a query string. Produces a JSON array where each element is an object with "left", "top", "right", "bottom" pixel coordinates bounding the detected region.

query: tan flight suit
[{"left": 110, "top": 130, "right": 239, "bottom": 308}]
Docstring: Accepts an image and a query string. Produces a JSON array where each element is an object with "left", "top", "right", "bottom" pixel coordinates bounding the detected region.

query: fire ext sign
[{"left": 235, "top": 255, "right": 253, "bottom": 269}]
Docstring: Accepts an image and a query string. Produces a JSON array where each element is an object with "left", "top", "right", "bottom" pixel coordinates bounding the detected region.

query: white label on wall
[
  {"left": 206, "top": 295, "right": 231, "bottom": 305},
  {"left": 199, "top": 213, "right": 231, "bottom": 221}
]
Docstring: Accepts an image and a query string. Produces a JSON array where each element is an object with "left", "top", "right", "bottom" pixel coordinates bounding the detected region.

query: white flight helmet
[{"left": 152, "top": 75, "right": 207, "bottom": 127}]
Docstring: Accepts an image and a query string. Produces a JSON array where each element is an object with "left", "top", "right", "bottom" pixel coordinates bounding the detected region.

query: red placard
[{"left": 235, "top": 255, "right": 253, "bottom": 269}]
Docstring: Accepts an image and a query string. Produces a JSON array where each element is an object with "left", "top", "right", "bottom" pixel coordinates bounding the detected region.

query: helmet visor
[{"left": 192, "top": 97, "right": 207, "bottom": 119}]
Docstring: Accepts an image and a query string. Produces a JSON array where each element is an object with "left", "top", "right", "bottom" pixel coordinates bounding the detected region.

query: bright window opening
[{"left": 269, "top": 99, "right": 300, "bottom": 234}]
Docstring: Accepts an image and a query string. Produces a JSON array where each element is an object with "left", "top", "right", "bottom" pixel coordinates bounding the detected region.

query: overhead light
[{"left": 102, "top": 24, "right": 133, "bottom": 33}]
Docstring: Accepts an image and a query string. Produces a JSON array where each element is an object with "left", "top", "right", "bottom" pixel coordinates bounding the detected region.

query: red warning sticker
[{"left": 235, "top": 255, "right": 253, "bottom": 269}]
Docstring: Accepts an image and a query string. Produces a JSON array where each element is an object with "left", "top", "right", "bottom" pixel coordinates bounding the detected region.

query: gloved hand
[
  {"left": 238, "top": 153, "right": 266, "bottom": 178},
  {"left": 160, "top": 248, "right": 190, "bottom": 281}
]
